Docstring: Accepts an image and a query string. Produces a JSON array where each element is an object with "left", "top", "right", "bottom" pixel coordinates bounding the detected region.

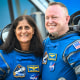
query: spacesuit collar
[
  {"left": 49, "top": 31, "right": 79, "bottom": 40},
  {"left": 14, "top": 48, "right": 33, "bottom": 53}
]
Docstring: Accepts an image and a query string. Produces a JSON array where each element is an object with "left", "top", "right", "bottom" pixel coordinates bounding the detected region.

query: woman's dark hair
[{"left": 0, "top": 15, "right": 43, "bottom": 56}]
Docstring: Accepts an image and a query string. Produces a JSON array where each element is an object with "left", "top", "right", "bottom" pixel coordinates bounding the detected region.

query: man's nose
[{"left": 48, "top": 18, "right": 53, "bottom": 23}]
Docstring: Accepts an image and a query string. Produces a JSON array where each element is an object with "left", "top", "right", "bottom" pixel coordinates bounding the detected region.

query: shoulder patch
[{"left": 73, "top": 41, "right": 80, "bottom": 49}]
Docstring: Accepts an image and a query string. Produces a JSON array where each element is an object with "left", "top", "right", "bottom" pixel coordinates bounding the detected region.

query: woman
[{"left": 0, "top": 15, "right": 43, "bottom": 80}]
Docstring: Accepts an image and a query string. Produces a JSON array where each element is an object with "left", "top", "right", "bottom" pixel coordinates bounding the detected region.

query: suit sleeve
[
  {"left": 0, "top": 51, "right": 10, "bottom": 79},
  {"left": 63, "top": 40, "right": 80, "bottom": 80}
]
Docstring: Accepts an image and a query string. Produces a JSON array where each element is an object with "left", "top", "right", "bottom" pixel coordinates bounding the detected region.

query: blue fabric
[
  {"left": 0, "top": 50, "right": 42, "bottom": 80},
  {"left": 42, "top": 32, "right": 80, "bottom": 80},
  {"left": 0, "top": 39, "right": 2, "bottom": 45}
]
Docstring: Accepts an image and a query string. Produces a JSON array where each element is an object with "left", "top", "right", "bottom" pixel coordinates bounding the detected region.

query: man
[{"left": 42, "top": 2, "right": 80, "bottom": 80}]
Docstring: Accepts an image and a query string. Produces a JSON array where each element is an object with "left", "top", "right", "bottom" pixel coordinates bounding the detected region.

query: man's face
[{"left": 45, "top": 5, "right": 70, "bottom": 36}]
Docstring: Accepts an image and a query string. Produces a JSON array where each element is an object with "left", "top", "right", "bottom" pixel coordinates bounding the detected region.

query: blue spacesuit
[
  {"left": 42, "top": 31, "right": 80, "bottom": 80},
  {"left": 0, "top": 49, "right": 42, "bottom": 80},
  {"left": 0, "top": 39, "right": 2, "bottom": 45}
]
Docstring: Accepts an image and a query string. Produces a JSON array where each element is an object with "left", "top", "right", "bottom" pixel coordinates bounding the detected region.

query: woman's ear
[
  {"left": 14, "top": 29, "right": 16, "bottom": 35},
  {"left": 32, "top": 28, "right": 34, "bottom": 35},
  {"left": 14, "top": 29, "right": 16, "bottom": 32}
]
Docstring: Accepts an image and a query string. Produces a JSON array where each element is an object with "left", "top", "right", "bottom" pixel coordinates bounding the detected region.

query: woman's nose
[{"left": 22, "top": 28, "right": 26, "bottom": 33}]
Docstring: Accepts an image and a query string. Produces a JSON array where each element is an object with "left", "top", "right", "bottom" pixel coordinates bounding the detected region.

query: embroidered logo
[
  {"left": 48, "top": 53, "right": 57, "bottom": 61},
  {"left": 30, "top": 74, "right": 39, "bottom": 80},
  {"left": 49, "top": 62, "right": 55, "bottom": 71},
  {"left": 13, "top": 64, "right": 26, "bottom": 78},
  {"left": 42, "top": 51, "right": 48, "bottom": 64},
  {"left": 27, "top": 65, "right": 39, "bottom": 72}
]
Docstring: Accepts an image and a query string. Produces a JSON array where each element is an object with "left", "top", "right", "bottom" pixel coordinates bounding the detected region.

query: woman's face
[{"left": 15, "top": 19, "right": 34, "bottom": 44}]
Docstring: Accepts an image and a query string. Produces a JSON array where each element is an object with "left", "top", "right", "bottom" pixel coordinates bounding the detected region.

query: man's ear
[{"left": 66, "top": 15, "right": 70, "bottom": 24}]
